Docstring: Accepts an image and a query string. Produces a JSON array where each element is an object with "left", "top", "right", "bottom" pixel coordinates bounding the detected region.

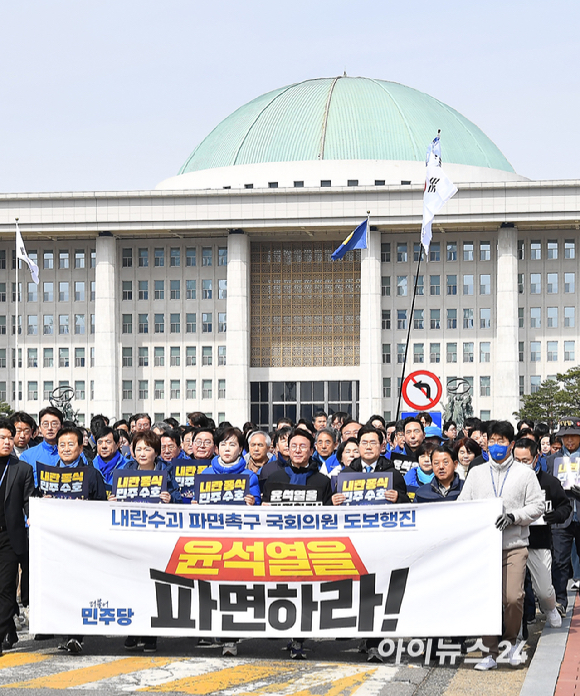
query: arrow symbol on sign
[{"left": 412, "top": 380, "right": 431, "bottom": 400}]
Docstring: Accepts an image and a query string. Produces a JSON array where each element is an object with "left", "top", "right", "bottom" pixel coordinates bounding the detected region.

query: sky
[{"left": 1, "top": 0, "right": 578, "bottom": 193}]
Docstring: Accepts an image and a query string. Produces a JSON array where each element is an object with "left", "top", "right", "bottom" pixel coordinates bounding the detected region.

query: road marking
[
  {"left": 2, "top": 656, "right": 182, "bottom": 689},
  {"left": 291, "top": 669, "right": 378, "bottom": 696},
  {"left": 0, "top": 653, "right": 50, "bottom": 669},
  {"left": 140, "top": 661, "right": 298, "bottom": 694}
]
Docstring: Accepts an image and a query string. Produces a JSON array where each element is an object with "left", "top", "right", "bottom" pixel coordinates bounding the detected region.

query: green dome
[{"left": 179, "top": 76, "right": 514, "bottom": 175}]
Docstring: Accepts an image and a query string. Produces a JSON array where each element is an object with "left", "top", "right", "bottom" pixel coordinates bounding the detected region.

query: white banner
[{"left": 30, "top": 498, "right": 502, "bottom": 638}]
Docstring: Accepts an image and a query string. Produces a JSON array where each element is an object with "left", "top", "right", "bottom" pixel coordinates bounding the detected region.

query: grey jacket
[{"left": 458, "top": 454, "right": 544, "bottom": 550}]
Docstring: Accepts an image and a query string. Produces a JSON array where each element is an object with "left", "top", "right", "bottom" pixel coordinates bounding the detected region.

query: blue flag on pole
[{"left": 331, "top": 219, "right": 368, "bottom": 261}]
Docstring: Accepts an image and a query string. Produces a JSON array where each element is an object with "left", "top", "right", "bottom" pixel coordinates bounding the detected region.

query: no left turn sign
[{"left": 401, "top": 370, "right": 443, "bottom": 411}]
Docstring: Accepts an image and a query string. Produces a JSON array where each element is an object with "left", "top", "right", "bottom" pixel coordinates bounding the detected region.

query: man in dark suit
[{"left": 0, "top": 418, "right": 34, "bottom": 654}]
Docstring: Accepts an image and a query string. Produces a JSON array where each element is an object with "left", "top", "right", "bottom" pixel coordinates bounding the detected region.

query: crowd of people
[{"left": 0, "top": 405, "right": 578, "bottom": 669}]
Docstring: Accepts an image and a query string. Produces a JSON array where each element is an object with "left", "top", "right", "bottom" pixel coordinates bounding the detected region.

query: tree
[
  {"left": 0, "top": 401, "right": 13, "bottom": 417},
  {"left": 514, "top": 365, "right": 580, "bottom": 429}
]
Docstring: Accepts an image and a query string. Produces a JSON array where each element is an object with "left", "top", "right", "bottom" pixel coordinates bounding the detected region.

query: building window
[
  {"left": 138, "top": 248, "right": 149, "bottom": 267},
  {"left": 517, "top": 240, "right": 524, "bottom": 260},
  {"left": 382, "top": 344, "right": 391, "bottom": 364},
  {"left": 519, "top": 342, "right": 524, "bottom": 362},
  {"left": 74, "top": 282, "right": 85, "bottom": 302},
  {"left": 90, "top": 348, "right": 95, "bottom": 367},
  {"left": 43, "top": 282, "right": 54, "bottom": 302},
  {"left": 170, "top": 313, "right": 180, "bottom": 333},
  {"left": 381, "top": 243, "right": 391, "bottom": 262},
  {"left": 170, "top": 347, "right": 180, "bottom": 366},
  {"left": 463, "top": 274, "right": 474, "bottom": 295},
  {"left": 74, "top": 314, "right": 85, "bottom": 335},
  {"left": 59, "top": 348, "right": 69, "bottom": 368},
  {"left": 182, "top": 346, "right": 196, "bottom": 367},
  {"left": 122, "top": 314, "right": 132, "bottom": 334},
  {"left": 43, "top": 251, "right": 54, "bottom": 269},
  {"left": 27, "top": 348, "right": 37, "bottom": 368},
  {"left": 463, "top": 308, "right": 474, "bottom": 329},
  {"left": 565, "top": 341, "right": 575, "bottom": 362},
  {"left": 446, "top": 242, "right": 457, "bottom": 261},
  {"left": 397, "top": 344, "right": 406, "bottom": 364},
  {"left": 202, "top": 380, "right": 212, "bottom": 399},
  {"left": 480, "top": 342, "right": 491, "bottom": 363},
  {"left": 530, "top": 273, "right": 541, "bottom": 294},
  {"left": 122, "top": 281, "right": 133, "bottom": 301},
  {"left": 170, "top": 247, "right": 180, "bottom": 267},
  {"left": 565, "top": 240, "right": 575, "bottom": 259},
  {"left": 397, "top": 276, "right": 408, "bottom": 296},
  {"left": 430, "top": 343, "right": 440, "bottom": 363},
  {"left": 218, "top": 379, "right": 226, "bottom": 399},
  {"left": 43, "top": 381, "right": 54, "bottom": 401},
  {"left": 186, "top": 379, "right": 196, "bottom": 399},
  {"left": 413, "top": 343, "right": 424, "bottom": 363},
  {"left": 154, "top": 380, "right": 165, "bottom": 399},
  {"left": 547, "top": 341, "right": 558, "bottom": 362},
  {"left": 415, "top": 275, "right": 424, "bottom": 296},
  {"left": 518, "top": 307, "right": 524, "bottom": 328},
  {"left": 397, "top": 309, "right": 407, "bottom": 330},
  {"left": 382, "top": 310, "right": 391, "bottom": 330},
  {"left": 463, "top": 342, "right": 474, "bottom": 363},
  {"left": 202, "top": 248, "right": 213, "bottom": 266},
  {"left": 170, "top": 380, "right": 181, "bottom": 400},
  {"left": 122, "top": 248, "right": 133, "bottom": 267},
  {"left": 565, "top": 272, "right": 575, "bottom": 293},
  {"left": 218, "top": 345, "right": 226, "bottom": 365},
  {"left": 139, "top": 380, "right": 148, "bottom": 400},
  {"left": 430, "top": 275, "right": 440, "bottom": 295},
  {"left": 347, "top": 180, "right": 358, "bottom": 187},
  {"left": 170, "top": 280, "right": 180, "bottom": 300},
  {"left": 122, "top": 380, "right": 132, "bottom": 400},
  {"left": 293, "top": 181, "right": 304, "bottom": 188},
  {"left": 531, "top": 376, "right": 541, "bottom": 394},
  {"left": 0, "top": 316, "right": 5, "bottom": 335},
  {"left": 463, "top": 242, "right": 474, "bottom": 261},
  {"left": 383, "top": 378, "right": 391, "bottom": 398},
  {"left": 59, "top": 315, "right": 69, "bottom": 335},
  {"left": 186, "top": 313, "right": 196, "bottom": 333},
  {"left": 28, "top": 381, "right": 38, "bottom": 401},
  {"left": 154, "top": 248, "right": 164, "bottom": 267},
  {"left": 27, "top": 315, "right": 38, "bottom": 336},
  {"left": 218, "top": 248, "right": 228, "bottom": 266},
  {"left": 547, "top": 273, "right": 558, "bottom": 294},
  {"left": 446, "top": 343, "right": 457, "bottom": 363},
  {"left": 153, "top": 280, "right": 164, "bottom": 301},
  {"left": 202, "top": 279, "right": 212, "bottom": 299},
  {"left": 413, "top": 309, "right": 424, "bottom": 330},
  {"left": 43, "top": 348, "right": 53, "bottom": 368},
  {"left": 480, "top": 242, "right": 491, "bottom": 261},
  {"left": 519, "top": 375, "right": 525, "bottom": 396},
  {"left": 381, "top": 276, "right": 390, "bottom": 296},
  {"left": 202, "top": 313, "right": 212, "bottom": 333},
  {"left": 547, "top": 240, "right": 558, "bottom": 259},
  {"left": 320, "top": 180, "right": 331, "bottom": 187},
  {"left": 59, "top": 250, "right": 69, "bottom": 269},
  {"left": 186, "top": 248, "right": 196, "bottom": 267},
  {"left": 218, "top": 312, "right": 227, "bottom": 333},
  {"left": 480, "top": 376, "right": 491, "bottom": 397},
  {"left": 397, "top": 243, "right": 408, "bottom": 262},
  {"left": 565, "top": 307, "right": 575, "bottom": 327},
  {"left": 530, "top": 307, "right": 541, "bottom": 328},
  {"left": 138, "top": 347, "right": 149, "bottom": 367},
  {"left": 480, "top": 274, "right": 491, "bottom": 295},
  {"left": 218, "top": 279, "right": 227, "bottom": 300},
  {"left": 518, "top": 274, "right": 524, "bottom": 294},
  {"left": 202, "top": 346, "right": 213, "bottom": 366},
  {"left": 90, "top": 281, "right": 96, "bottom": 302},
  {"left": 530, "top": 241, "right": 541, "bottom": 260},
  {"left": 138, "top": 313, "right": 148, "bottom": 334},
  {"left": 430, "top": 309, "right": 440, "bottom": 329},
  {"left": 26, "top": 283, "right": 36, "bottom": 302},
  {"left": 429, "top": 242, "right": 440, "bottom": 262},
  {"left": 154, "top": 313, "right": 164, "bottom": 334},
  {"left": 446, "top": 275, "right": 457, "bottom": 295},
  {"left": 447, "top": 308, "right": 457, "bottom": 329},
  {"left": 74, "top": 250, "right": 85, "bottom": 269},
  {"left": 154, "top": 347, "right": 165, "bottom": 367},
  {"left": 413, "top": 243, "right": 421, "bottom": 262},
  {"left": 530, "top": 341, "right": 541, "bottom": 362},
  {"left": 185, "top": 279, "right": 196, "bottom": 300}
]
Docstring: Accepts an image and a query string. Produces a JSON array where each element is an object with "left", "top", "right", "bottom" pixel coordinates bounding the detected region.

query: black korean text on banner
[
  {"left": 173, "top": 460, "right": 210, "bottom": 500},
  {"left": 38, "top": 463, "right": 89, "bottom": 499},
  {"left": 267, "top": 483, "right": 324, "bottom": 506},
  {"left": 112, "top": 470, "right": 167, "bottom": 503},
  {"left": 336, "top": 472, "right": 393, "bottom": 505},
  {"left": 388, "top": 452, "right": 416, "bottom": 474},
  {"left": 193, "top": 474, "right": 249, "bottom": 505}
]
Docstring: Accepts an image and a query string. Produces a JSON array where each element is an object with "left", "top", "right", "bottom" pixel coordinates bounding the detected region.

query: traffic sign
[{"left": 401, "top": 370, "right": 443, "bottom": 411}]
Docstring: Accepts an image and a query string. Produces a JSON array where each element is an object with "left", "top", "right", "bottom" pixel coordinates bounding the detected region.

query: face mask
[{"left": 488, "top": 444, "right": 509, "bottom": 462}]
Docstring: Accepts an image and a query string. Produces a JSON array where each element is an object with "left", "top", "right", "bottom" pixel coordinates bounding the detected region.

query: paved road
[{"left": 0, "top": 628, "right": 542, "bottom": 696}]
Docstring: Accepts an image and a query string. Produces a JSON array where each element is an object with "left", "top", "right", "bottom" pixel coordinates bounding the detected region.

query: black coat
[
  {"left": 529, "top": 469, "right": 571, "bottom": 549},
  {"left": 3, "top": 455, "right": 34, "bottom": 556},
  {"left": 343, "top": 456, "right": 410, "bottom": 503}
]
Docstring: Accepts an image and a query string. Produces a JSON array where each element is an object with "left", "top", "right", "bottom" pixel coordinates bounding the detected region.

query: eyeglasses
[
  {"left": 290, "top": 444, "right": 310, "bottom": 451},
  {"left": 194, "top": 439, "right": 213, "bottom": 447},
  {"left": 41, "top": 421, "right": 60, "bottom": 429},
  {"left": 359, "top": 440, "right": 380, "bottom": 447}
]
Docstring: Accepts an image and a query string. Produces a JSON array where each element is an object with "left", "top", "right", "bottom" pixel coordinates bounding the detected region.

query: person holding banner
[
  {"left": 20, "top": 407, "right": 64, "bottom": 487},
  {"left": 93, "top": 428, "right": 127, "bottom": 488},
  {"left": 51, "top": 427, "right": 107, "bottom": 502},
  {"left": 459, "top": 420, "right": 544, "bottom": 670}
]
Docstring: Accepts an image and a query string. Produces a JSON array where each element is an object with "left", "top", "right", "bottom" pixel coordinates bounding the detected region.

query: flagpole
[
  {"left": 395, "top": 246, "right": 423, "bottom": 420},
  {"left": 14, "top": 218, "right": 19, "bottom": 411},
  {"left": 365, "top": 211, "right": 371, "bottom": 420}
]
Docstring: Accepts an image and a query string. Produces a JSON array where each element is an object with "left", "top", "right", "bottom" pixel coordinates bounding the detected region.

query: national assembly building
[{"left": 0, "top": 76, "right": 578, "bottom": 427}]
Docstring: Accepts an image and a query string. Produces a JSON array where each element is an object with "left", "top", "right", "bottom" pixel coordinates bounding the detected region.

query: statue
[
  {"left": 49, "top": 386, "right": 79, "bottom": 424},
  {"left": 444, "top": 378, "right": 473, "bottom": 430}
]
